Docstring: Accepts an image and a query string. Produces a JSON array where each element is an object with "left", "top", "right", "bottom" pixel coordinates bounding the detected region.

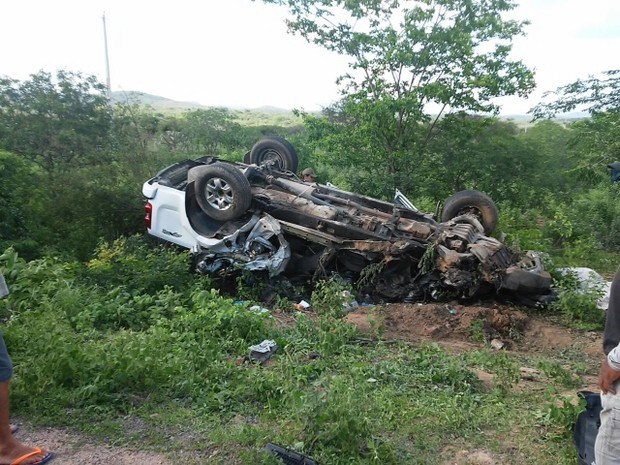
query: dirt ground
[
  {"left": 346, "top": 301, "right": 601, "bottom": 359},
  {"left": 345, "top": 301, "right": 602, "bottom": 391},
  {"left": 14, "top": 301, "right": 603, "bottom": 464}
]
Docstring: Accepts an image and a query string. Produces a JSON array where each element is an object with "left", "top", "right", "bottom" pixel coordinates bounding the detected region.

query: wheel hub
[
  {"left": 259, "top": 149, "right": 284, "bottom": 169},
  {"left": 206, "top": 177, "right": 233, "bottom": 210}
]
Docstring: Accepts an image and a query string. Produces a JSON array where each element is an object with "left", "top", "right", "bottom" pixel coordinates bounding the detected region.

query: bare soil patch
[
  {"left": 13, "top": 426, "right": 172, "bottom": 465},
  {"left": 345, "top": 301, "right": 602, "bottom": 395},
  {"left": 345, "top": 301, "right": 601, "bottom": 357}
]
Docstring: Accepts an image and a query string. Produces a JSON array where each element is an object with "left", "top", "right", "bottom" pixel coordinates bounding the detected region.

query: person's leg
[
  {"left": 0, "top": 334, "right": 52, "bottom": 464},
  {"left": 595, "top": 390, "right": 620, "bottom": 465},
  {"left": 0, "top": 336, "right": 18, "bottom": 436},
  {"left": 0, "top": 381, "right": 52, "bottom": 464}
]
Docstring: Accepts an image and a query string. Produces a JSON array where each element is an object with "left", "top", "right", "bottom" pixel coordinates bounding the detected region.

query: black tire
[
  {"left": 192, "top": 163, "right": 252, "bottom": 221},
  {"left": 249, "top": 136, "right": 299, "bottom": 172},
  {"left": 441, "top": 190, "right": 499, "bottom": 235}
]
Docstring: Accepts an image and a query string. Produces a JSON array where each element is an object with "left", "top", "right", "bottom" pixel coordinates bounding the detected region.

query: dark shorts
[{"left": 0, "top": 331, "right": 13, "bottom": 382}]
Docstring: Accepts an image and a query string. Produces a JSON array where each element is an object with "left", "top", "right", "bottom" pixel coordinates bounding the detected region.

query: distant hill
[
  {"left": 110, "top": 91, "right": 207, "bottom": 110},
  {"left": 110, "top": 91, "right": 589, "bottom": 124},
  {"left": 109, "top": 91, "right": 304, "bottom": 127},
  {"left": 110, "top": 91, "right": 293, "bottom": 114}
]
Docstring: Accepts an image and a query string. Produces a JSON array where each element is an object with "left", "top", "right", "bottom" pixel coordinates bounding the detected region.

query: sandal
[{"left": 9, "top": 448, "right": 54, "bottom": 465}]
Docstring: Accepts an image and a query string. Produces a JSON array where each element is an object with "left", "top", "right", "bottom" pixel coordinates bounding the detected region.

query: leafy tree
[
  {"left": 0, "top": 70, "right": 112, "bottom": 173},
  {"left": 424, "top": 115, "right": 542, "bottom": 204},
  {"left": 531, "top": 69, "right": 620, "bottom": 186},
  {"left": 0, "top": 151, "right": 34, "bottom": 255},
  {"left": 181, "top": 108, "right": 244, "bottom": 155},
  {"left": 260, "top": 0, "right": 535, "bottom": 199},
  {"left": 23, "top": 163, "right": 146, "bottom": 261},
  {"left": 519, "top": 120, "right": 572, "bottom": 194},
  {"left": 263, "top": 0, "right": 533, "bottom": 114},
  {"left": 158, "top": 114, "right": 188, "bottom": 153},
  {"left": 531, "top": 69, "right": 620, "bottom": 118},
  {"left": 110, "top": 100, "right": 165, "bottom": 157},
  {"left": 566, "top": 184, "right": 620, "bottom": 251},
  {"left": 526, "top": 70, "right": 620, "bottom": 259},
  {"left": 564, "top": 112, "right": 620, "bottom": 186}
]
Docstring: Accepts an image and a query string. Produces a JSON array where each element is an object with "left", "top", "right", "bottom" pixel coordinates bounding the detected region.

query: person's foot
[
  {"left": 0, "top": 442, "right": 53, "bottom": 464},
  {"left": 9, "top": 424, "right": 18, "bottom": 435}
]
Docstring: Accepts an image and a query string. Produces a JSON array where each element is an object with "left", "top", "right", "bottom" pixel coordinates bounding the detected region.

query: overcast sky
[{"left": 2, "top": 0, "right": 619, "bottom": 114}]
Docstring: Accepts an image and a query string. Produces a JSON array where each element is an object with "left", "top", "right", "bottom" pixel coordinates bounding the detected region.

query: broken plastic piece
[
  {"left": 341, "top": 290, "right": 359, "bottom": 310},
  {"left": 265, "top": 443, "right": 318, "bottom": 465},
  {"left": 248, "top": 340, "right": 278, "bottom": 364},
  {"left": 249, "top": 305, "right": 270, "bottom": 314}
]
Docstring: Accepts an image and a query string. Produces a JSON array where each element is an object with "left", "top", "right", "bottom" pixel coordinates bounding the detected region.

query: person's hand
[{"left": 599, "top": 357, "right": 620, "bottom": 394}]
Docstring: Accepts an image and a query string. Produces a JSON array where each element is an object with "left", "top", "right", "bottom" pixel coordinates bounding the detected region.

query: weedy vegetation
[{"left": 0, "top": 239, "right": 598, "bottom": 464}]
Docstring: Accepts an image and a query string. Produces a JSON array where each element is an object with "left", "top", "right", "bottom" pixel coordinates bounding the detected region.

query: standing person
[
  {"left": 301, "top": 168, "right": 317, "bottom": 183},
  {"left": 0, "top": 272, "right": 53, "bottom": 465},
  {"left": 596, "top": 267, "right": 620, "bottom": 464}
]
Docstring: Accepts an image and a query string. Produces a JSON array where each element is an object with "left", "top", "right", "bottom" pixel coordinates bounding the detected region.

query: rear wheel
[
  {"left": 192, "top": 163, "right": 252, "bottom": 221},
  {"left": 441, "top": 190, "right": 499, "bottom": 235},
  {"left": 249, "top": 136, "right": 299, "bottom": 172}
]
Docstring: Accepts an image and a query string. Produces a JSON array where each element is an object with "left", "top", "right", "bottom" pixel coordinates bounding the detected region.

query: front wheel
[
  {"left": 191, "top": 163, "right": 252, "bottom": 221},
  {"left": 441, "top": 190, "right": 499, "bottom": 235}
]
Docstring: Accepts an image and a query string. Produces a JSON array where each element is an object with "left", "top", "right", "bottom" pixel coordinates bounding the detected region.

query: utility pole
[{"left": 102, "top": 12, "right": 112, "bottom": 100}]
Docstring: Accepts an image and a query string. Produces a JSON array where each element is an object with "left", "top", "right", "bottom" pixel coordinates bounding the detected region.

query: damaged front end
[
  {"left": 192, "top": 208, "right": 552, "bottom": 307},
  {"left": 353, "top": 216, "right": 552, "bottom": 305},
  {"left": 193, "top": 214, "right": 290, "bottom": 277}
]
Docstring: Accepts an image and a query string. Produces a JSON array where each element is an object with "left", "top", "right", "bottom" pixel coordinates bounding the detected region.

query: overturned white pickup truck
[{"left": 142, "top": 136, "right": 552, "bottom": 306}]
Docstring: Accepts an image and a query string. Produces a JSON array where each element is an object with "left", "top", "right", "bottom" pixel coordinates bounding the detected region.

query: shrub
[
  {"left": 311, "top": 277, "right": 354, "bottom": 319},
  {"left": 550, "top": 288, "right": 605, "bottom": 329},
  {"left": 82, "top": 235, "right": 196, "bottom": 294},
  {"left": 568, "top": 185, "right": 620, "bottom": 250}
]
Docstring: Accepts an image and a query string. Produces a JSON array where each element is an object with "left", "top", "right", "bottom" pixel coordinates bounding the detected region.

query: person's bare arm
[{"left": 599, "top": 357, "right": 620, "bottom": 394}]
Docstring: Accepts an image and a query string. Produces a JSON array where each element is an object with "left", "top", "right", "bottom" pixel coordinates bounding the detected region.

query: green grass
[{"left": 0, "top": 241, "right": 598, "bottom": 464}]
